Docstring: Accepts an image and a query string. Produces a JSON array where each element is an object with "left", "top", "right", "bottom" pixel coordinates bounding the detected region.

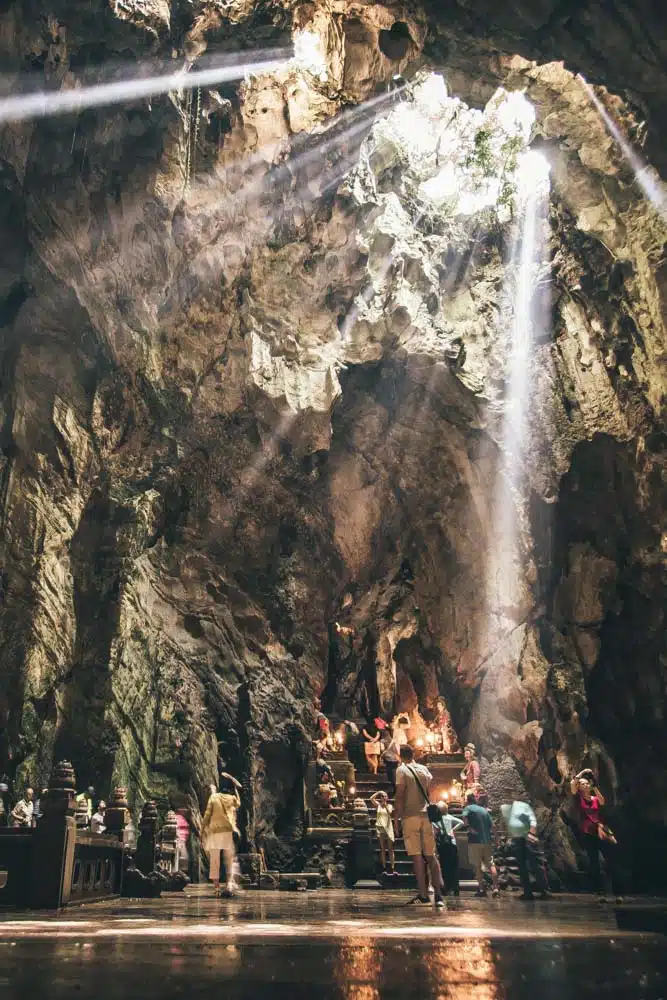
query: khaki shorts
[
  {"left": 468, "top": 843, "right": 494, "bottom": 870},
  {"left": 402, "top": 813, "right": 436, "bottom": 857}
]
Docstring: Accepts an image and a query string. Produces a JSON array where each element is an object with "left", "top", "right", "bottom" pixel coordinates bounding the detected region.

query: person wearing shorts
[
  {"left": 395, "top": 745, "right": 444, "bottom": 908},
  {"left": 201, "top": 775, "right": 242, "bottom": 896},
  {"left": 462, "top": 792, "right": 499, "bottom": 897}
]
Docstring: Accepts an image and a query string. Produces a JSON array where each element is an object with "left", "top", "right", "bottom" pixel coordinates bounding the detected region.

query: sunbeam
[
  {"left": 579, "top": 76, "right": 667, "bottom": 220},
  {"left": 481, "top": 148, "right": 551, "bottom": 666},
  {"left": 0, "top": 49, "right": 292, "bottom": 125}
]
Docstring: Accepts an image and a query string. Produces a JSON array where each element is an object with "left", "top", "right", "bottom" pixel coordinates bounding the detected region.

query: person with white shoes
[
  {"left": 202, "top": 774, "right": 242, "bottom": 897},
  {"left": 395, "top": 745, "right": 445, "bottom": 910}
]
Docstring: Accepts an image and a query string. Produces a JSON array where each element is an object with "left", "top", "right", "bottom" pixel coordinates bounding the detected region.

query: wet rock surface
[{"left": 0, "top": 0, "right": 666, "bottom": 885}]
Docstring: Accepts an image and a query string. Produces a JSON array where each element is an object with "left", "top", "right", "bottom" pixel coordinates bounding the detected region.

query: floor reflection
[
  {"left": 426, "top": 940, "right": 500, "bottom": 999},
  {"left": 1, "top": 890, "right": 667, "bottom": 999},
  {"left": 336, "top": 940, "right": 381, "bottom": 1000}
]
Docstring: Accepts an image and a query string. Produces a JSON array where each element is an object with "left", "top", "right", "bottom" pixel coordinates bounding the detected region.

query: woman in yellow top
[{"left": 201, "top": 774, "right": 241, "bottom": 896}]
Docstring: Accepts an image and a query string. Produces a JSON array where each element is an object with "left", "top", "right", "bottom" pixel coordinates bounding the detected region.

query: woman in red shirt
[{"left": 570, "top": 769, "right": 621, "bottom": 901}]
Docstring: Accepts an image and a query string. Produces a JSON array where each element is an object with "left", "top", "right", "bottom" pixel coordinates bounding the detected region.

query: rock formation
[{"left": 0, "top": 0, "right": 665, "bottom": 885}]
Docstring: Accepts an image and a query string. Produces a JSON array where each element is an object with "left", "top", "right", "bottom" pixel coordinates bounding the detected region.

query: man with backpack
[
  {"left": 394, "top": 745, "right": 445, "bottom": 909},
  {"left": 432, "top": 801, "right": 464, "bottom": 896}
]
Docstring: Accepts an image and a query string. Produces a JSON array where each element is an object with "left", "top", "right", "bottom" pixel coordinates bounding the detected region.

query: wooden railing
[
  {"left": 0, "top": 826, "right": 125, "bottom": 909},
  {"left": 0, "top": 762, "right": 130, "bottom": 910},
  {"left": 70, "top": 834, "right": 124, "bottom": 903},
  {"left": 0, "top": 828, "right": 33, "bottom": 907}
]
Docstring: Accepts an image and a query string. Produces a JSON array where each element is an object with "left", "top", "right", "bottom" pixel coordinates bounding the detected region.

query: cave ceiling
[{"left": 0, "top": 0, "right": 666, "bottom": 883}]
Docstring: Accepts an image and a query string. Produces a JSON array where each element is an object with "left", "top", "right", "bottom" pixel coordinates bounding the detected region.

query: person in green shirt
[{"left": 461, "top": 793, "right": 499, "bottom": 897}]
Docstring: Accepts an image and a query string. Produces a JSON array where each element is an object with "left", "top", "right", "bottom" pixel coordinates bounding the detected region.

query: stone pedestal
[
  {"left": 105, "top": 787, "right": 129, "bottom": 842},
  {"left": 136, "top": 801, "right": 158, "bottom": 876},
  {"left": 345, "top": 800, "right": 376, "bottom": 887},
  {"left": 30, "top": 761, "right": 77, "bottom": 909},
  {"left": 345, "top": 830, "right": 377, "bottom": 887}
]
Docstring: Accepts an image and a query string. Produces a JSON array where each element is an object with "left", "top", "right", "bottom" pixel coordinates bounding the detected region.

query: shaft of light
[
  {"left": 0, "top": 49, "right": 291, "bottom": 125},
  {"left": 502, "top": 193, "right": 540, "bottom": 486},
  {"left": 283, "top": 85, "right": 406, "bottom": 176},
  {"left": 484, "top": 162, "right": 550, "bottom": 625},
  {"left": 579, "top": 76, "right": 667, "bottom": 220},
  {"left": 188, "top": 84, "right": 404, "bottom": 203}
]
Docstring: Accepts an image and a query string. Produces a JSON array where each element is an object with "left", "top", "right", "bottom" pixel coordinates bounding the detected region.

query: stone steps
[{"left": 350, "top": 772, "right": 472, "bottom": 889}]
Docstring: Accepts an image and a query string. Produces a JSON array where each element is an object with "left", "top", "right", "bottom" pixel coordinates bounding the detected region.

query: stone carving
[
  {"left": 43, "top": 761, "right": 76, "bottom": 816},
  {"left": 136, "top": 801, "right": 159, "bottom": 876}
]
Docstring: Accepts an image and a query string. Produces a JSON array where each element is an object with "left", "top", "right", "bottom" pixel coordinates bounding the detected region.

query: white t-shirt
[
  {"left": 396, "top": 763, "right": 432, "bottom": 818},
  {"left": 375, "top": 803, "right": 394, "bottom": 840},
  {"left": 11, "top": 799, "right": 34, "bottom": 827},
  {"left": 91, "top": 812, "right": 106, "bottom": 834}
]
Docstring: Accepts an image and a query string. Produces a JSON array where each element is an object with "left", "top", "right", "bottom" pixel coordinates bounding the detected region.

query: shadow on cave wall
[
  {"left": 53, "top": 485, "right": 127, "bottom": 791},
  {"left": 553, "top": 432, "right": 667, "bottom": 890}
]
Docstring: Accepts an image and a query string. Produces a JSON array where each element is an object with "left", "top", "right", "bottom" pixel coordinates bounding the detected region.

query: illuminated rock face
[{"left": 0, "top": 0, "right": 665, "bottom": 884}]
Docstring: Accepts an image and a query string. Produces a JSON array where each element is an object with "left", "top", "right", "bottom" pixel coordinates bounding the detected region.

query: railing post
[
  {"left": 30, "top": 761, "right": 77, "bottom": 909},
  {"left": 136, "top": 801, "right": 158, "bottom": 875},
  {"left": 159, "top": 810, "right": 178, "bottom": 873},
  {"left": 105, "top": 787, "right": 129, "bottom": 842}
]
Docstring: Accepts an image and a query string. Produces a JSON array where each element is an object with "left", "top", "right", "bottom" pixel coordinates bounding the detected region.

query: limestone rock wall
[{"left": 0, "top": 0, "right": 666, "bottom": 884}]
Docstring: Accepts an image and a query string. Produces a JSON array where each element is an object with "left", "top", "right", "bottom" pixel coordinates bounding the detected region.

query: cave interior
[{"left": 0, "top": 0, "right": 666, "bottom": 890}]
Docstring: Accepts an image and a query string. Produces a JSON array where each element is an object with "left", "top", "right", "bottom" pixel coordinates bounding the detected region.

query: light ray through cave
[
  {"left": 39, "top": 86, "right": 403, "bottom": 301},
  {"left": 220, "top": 410, "right": 299, "bottom": 529},
  {"left": 0, "top": 49, "right": 292, "bottom": 125},
  {"left": 224, "top": 85, "right": 406, "bottom": 212},
  {"left": 579, "top": 76, "right": 667, "bottom": 220},
  {"left": 482, "top": 150, "right": 551, "bottom": 668},
  {"left": 203, "top": 83, "right": 405, "bottom": 189}
]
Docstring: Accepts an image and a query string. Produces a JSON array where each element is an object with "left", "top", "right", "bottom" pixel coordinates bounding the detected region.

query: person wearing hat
[{"left": 201, "top": 773, "right": 242, "bottom": 896}]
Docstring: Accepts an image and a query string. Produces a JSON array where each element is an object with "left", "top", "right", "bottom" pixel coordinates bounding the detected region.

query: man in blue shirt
[
  {"left": 461, "top": 793, "right": 499, "bottom": 897},
  {"left": 501, "top": 800, "right": 550, "bottom": 900}
]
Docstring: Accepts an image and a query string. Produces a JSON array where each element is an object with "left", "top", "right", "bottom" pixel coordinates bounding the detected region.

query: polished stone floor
[{"left": 1, "top": 888, "right": 666, "bottom": 999}]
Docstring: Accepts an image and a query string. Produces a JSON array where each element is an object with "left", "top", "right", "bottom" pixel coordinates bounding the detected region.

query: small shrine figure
[
  {"left": 433, "top": 698, "right": 461, "bottom": 754},
  {"left": 461, "top": 743, "right": 481, "bottom": 795},
  {"left": 314, "top": 707, "right": 335, "bottom": 757},
  {"left": 314, "top": 758, "right": 339, "bottom": 808}
]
